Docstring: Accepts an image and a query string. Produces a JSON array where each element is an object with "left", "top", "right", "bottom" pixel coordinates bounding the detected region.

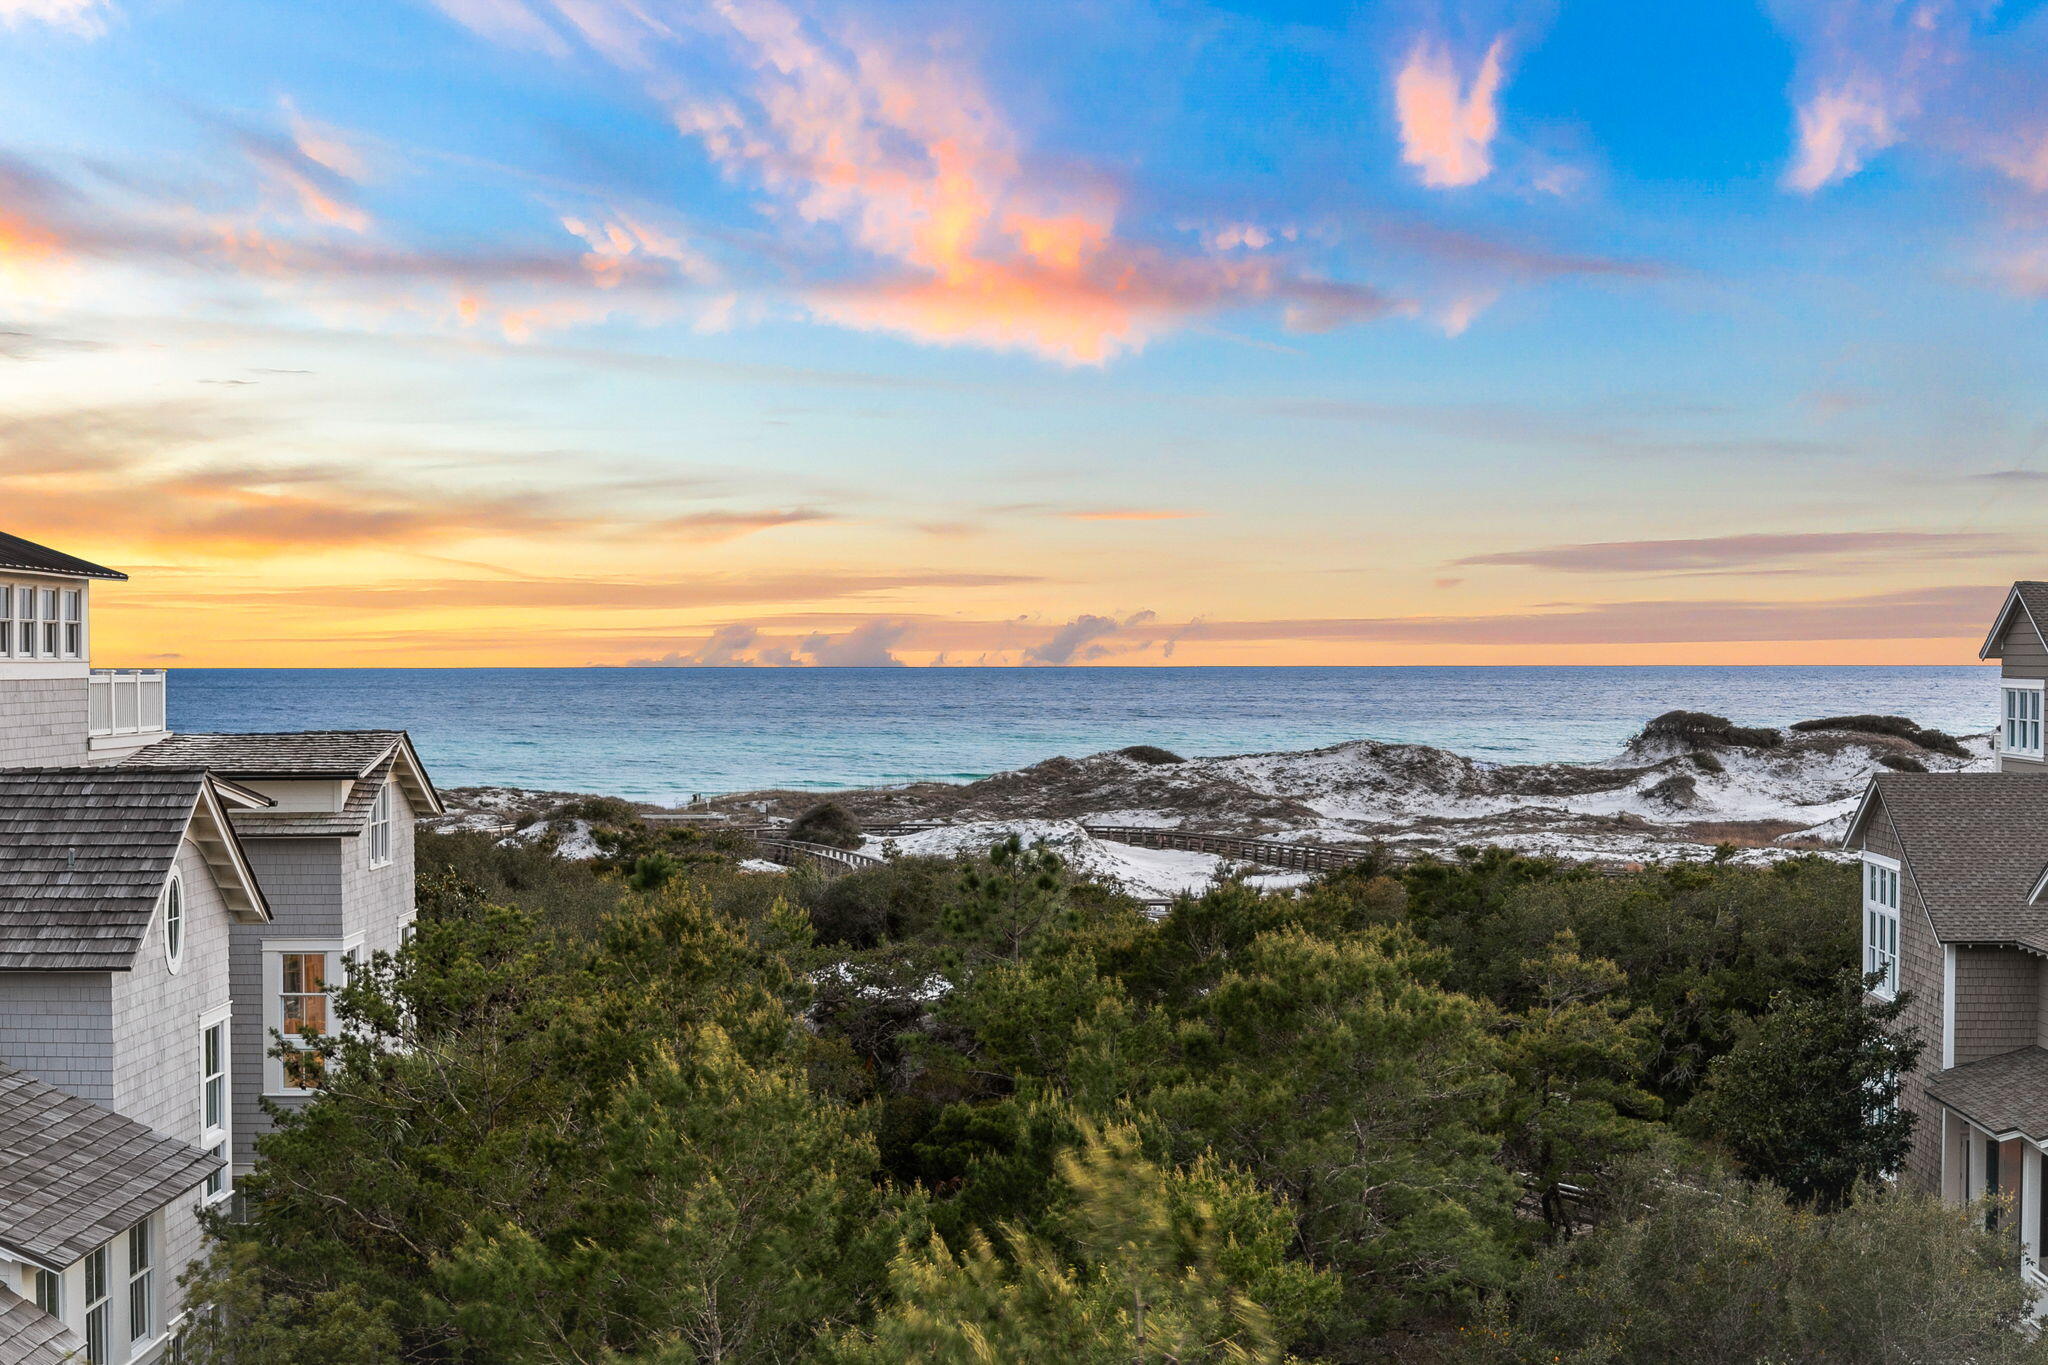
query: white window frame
[
  {"left": 2005, "top": 679, "right": 2046, "bottom": 759},
  {"left": 1863, "top": 853, "right": 1902, "bottom": 1000},
  {"left": 199, "top": 1003, "right": 232, "bottom": 1206},
  {"left": 262, "top": 937, "right": 358, "bottom": 1095},
  {"left": 161, "top": 870, "right": 184, "bottom": 975},
  {"left": 0, "top": 578, "right": 88, "bottom": 661},
  {"left": 368, "top": 781, "right": 394, "bottom": 868},
  {"left": 2026, "top": 1144, "right": 2048, "bottom": 1286},
  {"left": 126, "top": 1218, "right": 155, "bottom": 1349},
  {"left": 83, "top": 1242, "right": 110, "bottom": 1364},
  {"left": 31, "top": 1265, "right": 60, "bottom": 1321}
]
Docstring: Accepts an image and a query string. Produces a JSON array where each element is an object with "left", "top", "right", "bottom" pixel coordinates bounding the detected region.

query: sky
[{"left": 4, "top": 0, "right": 2048, "bottom": 667}]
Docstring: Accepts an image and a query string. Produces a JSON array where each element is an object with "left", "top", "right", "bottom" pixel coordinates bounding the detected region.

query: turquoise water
[{"left": 165, "top": 665, "right": 1997, "bottom": 804}]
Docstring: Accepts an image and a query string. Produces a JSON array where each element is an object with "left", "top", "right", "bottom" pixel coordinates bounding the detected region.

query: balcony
[{"left": 89, "top": 668, "right": 167, "bottom": 739}]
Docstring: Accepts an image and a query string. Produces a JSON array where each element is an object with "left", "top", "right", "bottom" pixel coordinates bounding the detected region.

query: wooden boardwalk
[{"left": 1079, "top": 825, "right": 1373, "bottom": 874}]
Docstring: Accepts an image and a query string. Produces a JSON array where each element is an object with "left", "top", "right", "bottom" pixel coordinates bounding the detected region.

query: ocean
[{"left": 166, "top": 665, "right": 1998, "bottom": 805}]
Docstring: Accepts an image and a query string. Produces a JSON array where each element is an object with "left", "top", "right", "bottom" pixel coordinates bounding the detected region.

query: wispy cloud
[
  {"left": 1394, "top": 34, "right": 1508, "bottom": 189},
  {"left": 1456, "top": 530, "right": 2017, "bottom": 575},
  {"left": 431, "top": 0, "right": 1400, "bottom": 363},
  {"left": 0, "top": 0, "right": 108, "bottom": 36},
  {"left": 1064, "top": 508, "right": 1201, "bottom": 522}
]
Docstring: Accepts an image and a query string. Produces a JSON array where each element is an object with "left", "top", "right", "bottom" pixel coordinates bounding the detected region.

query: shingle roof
[
  {"left": 0, "top": 769, "right": 268, "bottom": 970},
  {"left": 0, "top": 531, "right": 124, "bottom": 582},
  {"left": 1980, "top": 581, "right": 2048, "bottom": 659},
  {"left": 1925, "top": 1046, "right": 2048, "bottom": 1140},
  {"left": 122, "top": 729, "right": 444, "bottom": 818},
  {"left": 230, "top": 753, "right": 396, "bottom": 837},
  {"left": 0, "top": 1287, "right": 85, "bottom": 1364},
  {"left": 120, "top": 730, "right": 404, "bottom": 778},
  {"left": 0, "top": 1066, "right": 221, "bottom": 1271},
  {"left": 1850, "top": 773, "right": 2048, "bottom": 950}
]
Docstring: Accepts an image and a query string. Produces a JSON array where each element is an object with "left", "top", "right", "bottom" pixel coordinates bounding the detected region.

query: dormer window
[
  {"left": 1863, "top": 854, "right": 1901, "bottom": 999},
  {"left": 2007, "top": 681, "right": 2046, "bottom": 760}
]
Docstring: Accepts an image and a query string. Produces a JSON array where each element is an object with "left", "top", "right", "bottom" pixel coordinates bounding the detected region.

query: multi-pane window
[
  {"left": 14, "top": 586, "right": 37, "bottom": 659},
  {"left": 1864, "top": 857, "right": 1901, "bottom": 998},
  {"left": 0, "top": 581, "right": 88, "bottom": 659},
  {"left": 201, "top": 1011, "right": 231, "bottom": 1202},
  {"left": 368, "top": 781, "right": 393, "bottom": 867},
  {"left": 2007, "top": 684, "right": 2045, "bottom": 758},
  {"left": 274, "top": 951, "right": 335, "bottom": 1090},
  {"left": 127, "top": 1220, "right": 153, "bottom": 1345},
  {"left": 32, "top": 1267, "right": 60, "bottom": 1318},
  {"left": 84, "top": 1244, "right": 109, "bottom": 1363},
  {"left": 204, "top": 1142, "right": 227, "bottom": 1202},
  {"left": 281, "top": 953, "right": 329, "bottom": 1036}
]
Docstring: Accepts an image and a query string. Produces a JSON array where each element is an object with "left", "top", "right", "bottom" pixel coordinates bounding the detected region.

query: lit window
[
  {"left": 127, "top": 1220, "right": 153, "bottom": 1344},
  {"left": 84, "top": 1244, "right": 109, "bottom": 1362},
  {"left": 1864, "top": 856, "right": 1901, "bottom": 998},
  {"left": 2006, "top": 683, "right": 2045, "bottom": 759},
  {"left": 267, "top": 947, "right": 350, "bottom": 1092},
  {"left": 162, "top": 874, "right": 184, "bottom": 972},
  {"left": 368, "top": 781, "right": 393, "bottom": 867}
]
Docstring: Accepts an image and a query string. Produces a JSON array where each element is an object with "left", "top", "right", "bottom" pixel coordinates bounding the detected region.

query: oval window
[{"left": 164, "top": 874, "right": 184, "bottom": 972}]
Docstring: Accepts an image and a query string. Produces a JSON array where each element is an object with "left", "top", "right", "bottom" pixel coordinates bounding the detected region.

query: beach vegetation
[
  {"left": 787, "top": 800, "right": 865, "bottom": 849},
  {"left": 186, "top": 831, "right": 2018, "bottom": 1364}
]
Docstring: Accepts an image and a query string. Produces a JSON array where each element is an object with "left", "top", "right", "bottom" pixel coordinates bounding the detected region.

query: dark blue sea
[{"left": 164, "top": 666, "right": 1997, "bottom": 804}]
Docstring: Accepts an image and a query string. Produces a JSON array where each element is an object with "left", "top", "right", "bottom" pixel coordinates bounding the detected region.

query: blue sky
[{"left": 3, "top": 0, "right": 2047, "bottom": 665}]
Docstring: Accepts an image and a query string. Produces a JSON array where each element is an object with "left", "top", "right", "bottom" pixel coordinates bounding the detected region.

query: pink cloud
[
  {"left": 1394, "top": 34, "right": 1508, "bottom": 189},
  {"left": 1784, "top": 85, "right": 1899, "bottom": 192},
  {"left": 438, "top": 0, "right": 1401, "bottom": 362}
]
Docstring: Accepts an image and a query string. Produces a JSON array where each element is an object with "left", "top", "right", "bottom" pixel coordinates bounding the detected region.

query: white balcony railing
[{"left": 89, "top": 668, "right": 167, "bottom": 738}]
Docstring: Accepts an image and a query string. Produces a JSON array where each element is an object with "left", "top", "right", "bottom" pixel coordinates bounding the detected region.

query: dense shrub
[
  {"left": 788, "top": 801, "right": 865, "bottom": 850},
  {"left": 1640, "top": 710, "right": 1781, "bottom": 749},
  {"left": 1878, "top": 753, "right": 1927, "bottom": 772},
  {"left": 1115, "top": 744, "right": 1185, "bottom": 764},
  {"left": 807, "top": 856, "right": 959, "bottom": 947},
  {"left": 1789, "top": 713, "right": 1971, "bottom": 757}
]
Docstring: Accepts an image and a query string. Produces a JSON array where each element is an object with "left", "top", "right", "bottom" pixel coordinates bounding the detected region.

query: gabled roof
[
  {"left": 121, "top": 730, "right": 444, "bottom": 816},
  {"left": 0, "top": 1066, "right": 222, "bottom": 1273},
  {"left": 0, "top": 531, "right": 125, "bottom": 582},
  {"left": 1843, "top": 773, "right": 2048, "bottom": 950},
  {"left": 1925, "top": 1045, "right": 2048, "bottom": 1141},
  {"left": 0, "top": 1287, "right": 85, "bottom": 1364},
  {"left": 230, "top": 753, "right": 398, "bottom": 838},
  {"left": 1979, "top": 581, "right": 2048, "bottom": 659},
  {"left": 0, "top": 769, "right": 270, "bottom": 971}
]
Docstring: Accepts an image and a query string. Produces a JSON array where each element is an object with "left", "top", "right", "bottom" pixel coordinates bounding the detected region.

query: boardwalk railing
[
  {"left": 1080, "top": 826, "right": 1374, "bottom": 874},
  {"left": 753, "top": 838, "right": 886, "bottom": 876}
]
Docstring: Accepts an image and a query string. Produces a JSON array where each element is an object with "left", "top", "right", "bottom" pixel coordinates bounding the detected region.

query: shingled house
[
  {"left": 1843, "top": 580, "right": 2048, "bottom": 1290},
  {"left": 0, "top": 533, "right": 438, "bottom": 1361}
]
